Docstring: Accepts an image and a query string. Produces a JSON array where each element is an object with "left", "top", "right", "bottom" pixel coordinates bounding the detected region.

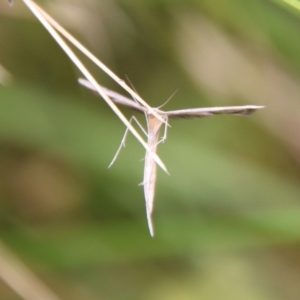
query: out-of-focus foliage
[
  {"left": 1, "top": 0, "right": 300, "bottom": 299},
  {"left": 273, "top": 0, "right": 300, "bottom": 14}
]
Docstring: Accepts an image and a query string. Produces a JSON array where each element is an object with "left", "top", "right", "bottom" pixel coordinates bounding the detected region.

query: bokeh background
[{"left": 1, "top": 0, "right": 300, "bottom": 299}]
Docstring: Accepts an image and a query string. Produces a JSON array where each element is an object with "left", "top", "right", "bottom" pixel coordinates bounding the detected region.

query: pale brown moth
[{"left": 79, "top": 78, "right": 264, "bottom": 236}]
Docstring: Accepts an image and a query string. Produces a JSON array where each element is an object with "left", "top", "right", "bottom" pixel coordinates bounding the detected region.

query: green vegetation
[{"left": 1, "top": 0, "right": 300, "bottom": 299}]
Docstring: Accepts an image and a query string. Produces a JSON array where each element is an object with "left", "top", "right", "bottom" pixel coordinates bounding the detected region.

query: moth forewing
[
  {"left": 160, "top": 105, "right": 264, "bottom": 118},
  {"left": 79, "top": 79, "right": 264, "bottom": 118},
  {"left": 78, "top": 78, "right": 146, "bottom": 112},
  {"left": 143, "top": 115, "right": 166, "bottom": 237}
]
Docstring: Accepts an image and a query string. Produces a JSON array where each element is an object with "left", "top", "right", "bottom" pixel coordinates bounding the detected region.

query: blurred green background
[{"left": 1, "top": 0, "right": 300, "bottom": 299}]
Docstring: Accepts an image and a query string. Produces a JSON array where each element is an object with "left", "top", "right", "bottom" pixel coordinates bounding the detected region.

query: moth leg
[
  {"left": 108, "top": 116, "right": 147, "bottom": 167},
  {"left": 158, "top": 117, "right": 168, "bottom": 144}
]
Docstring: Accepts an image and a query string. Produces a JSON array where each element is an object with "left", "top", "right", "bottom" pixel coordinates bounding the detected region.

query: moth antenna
[
  {"left": 125, "top": 74, "right": 141, "bottom": 105},
  {"left": 157, "top": 89, "right": 179, "bottom": 109}
]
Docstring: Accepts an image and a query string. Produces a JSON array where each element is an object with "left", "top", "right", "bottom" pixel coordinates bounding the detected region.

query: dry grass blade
[
  {"left": 23, "top": 0, "right": 168, "bottom": 126},
  {"left": 21, "top": 0, "right": 167, "bottom": 173},
  {"left": 0, "top": 240, "right": 60, "bottom": 300},
  {"left": 31, "top": 5, "right": 165, "bottom": 122}
]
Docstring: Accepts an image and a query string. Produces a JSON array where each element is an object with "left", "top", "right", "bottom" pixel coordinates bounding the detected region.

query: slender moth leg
[
  {"left": 109, "top": 116, "right": 148, "bottom": 168},
  {"left": 159, "top": 116, "right": 169, "bottom": 144}
]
